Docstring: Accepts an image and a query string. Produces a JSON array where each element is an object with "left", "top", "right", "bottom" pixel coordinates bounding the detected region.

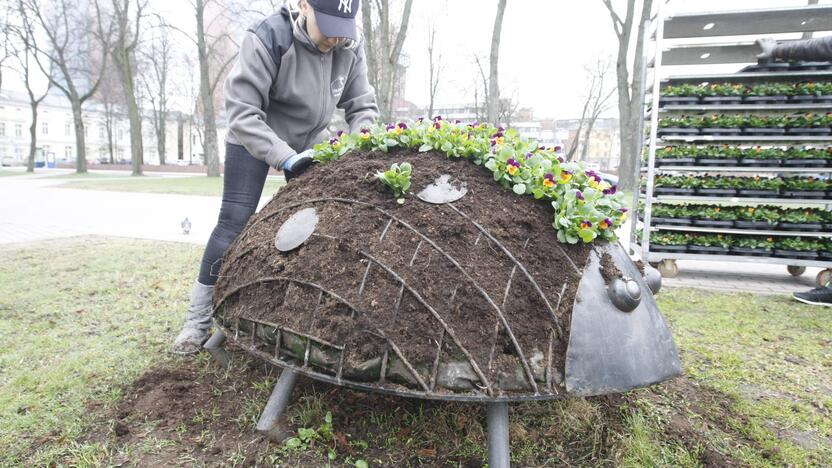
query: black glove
[{"left": 281, "top": 149, "right": 314, "bottom": 181}]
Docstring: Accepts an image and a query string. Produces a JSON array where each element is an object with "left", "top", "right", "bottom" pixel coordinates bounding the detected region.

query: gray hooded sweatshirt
[{"left": 224, "top": 7, "right": 379, "bottom": 168}]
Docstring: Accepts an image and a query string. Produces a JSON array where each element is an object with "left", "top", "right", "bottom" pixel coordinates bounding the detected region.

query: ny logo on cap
[{"left": 338, "top": 0, "right": 352, "bottom": 14}]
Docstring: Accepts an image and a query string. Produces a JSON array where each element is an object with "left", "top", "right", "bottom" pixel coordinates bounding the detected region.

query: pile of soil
[{"left": 214, "top": 150, "right": 597, "bottom": 396}]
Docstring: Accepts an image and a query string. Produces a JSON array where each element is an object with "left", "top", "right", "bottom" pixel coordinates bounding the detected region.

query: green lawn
[
  {"left": 1, "top": 238, "right": 829, "bottom": 466},
  {"left": 56, "top": 175, "right": 286, "bottom": 197},
  {"left": 0, "top": 169, "right": 31, "bottom": 177},
  {"left": 49, "top": 172, "right": 132, "bottom": 179}
]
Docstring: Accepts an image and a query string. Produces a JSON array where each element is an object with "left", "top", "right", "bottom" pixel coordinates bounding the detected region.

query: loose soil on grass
[
  {"left": 215, "top": 150, "right": 597, "bottom": 394},
  {"left": 85, "top": 355, "right": 746, "bottom": 467}
]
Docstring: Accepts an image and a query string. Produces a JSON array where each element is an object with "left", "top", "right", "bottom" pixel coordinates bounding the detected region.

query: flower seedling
[{"left": 375, "top": 162, "right": 413, "bottom": 204}]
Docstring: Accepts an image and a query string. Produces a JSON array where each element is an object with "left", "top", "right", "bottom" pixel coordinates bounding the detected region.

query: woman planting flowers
[{"left": 172, "top": 0, "right": 379, "bottom": 355}]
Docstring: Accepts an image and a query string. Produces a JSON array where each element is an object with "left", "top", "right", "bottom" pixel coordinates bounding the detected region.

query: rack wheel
[
  {"left": 648, "top": 262, "right": 660, "bottom": 269},
  {"left": 657, "top": 259, "right": 678, "bottom": 278},
  {"left": 816, "top": 269, "right": 831, "bottom": 287},
  {"left": 787, "top": 265, "right": 806, "bottom": 277}
]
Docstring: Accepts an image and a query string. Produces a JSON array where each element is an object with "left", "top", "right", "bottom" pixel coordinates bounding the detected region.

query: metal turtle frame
[{"left": 206, "top": 177, "right": 681, "bottom": 467}]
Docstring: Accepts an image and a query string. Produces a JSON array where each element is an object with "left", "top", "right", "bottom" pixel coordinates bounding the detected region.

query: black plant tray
[
  {"left": 696, "top": 157, "right": 739, "bottom": 166},
  {"left": 785, "top": 127, "right": 832, "bottom": 136},
  {"left": 734, "top": 220, "right": 777, "bottom": 230},
  {"left": 743, "top": 95, "right": 788, "bottom": 104},
  {"left": 656, "top": 157, "right": 696, "bottom": 166},
  {"left": 660, "top": 97, "right": 700, "bottom": 106},
  {"left": 729, "top": 247, "right": 772, "bottom": 257},
  {"left": 652, "top": 245, "right": 688, "bottom": 253},
  {"left": 824, "top": 223, "right": 832, "bottom": 232},
  {"left": 700, "top": 128, "right": 742, "bottom": 136},
  {"left": 697, "top": 188, "right": 737, "bottom": 196},
  {"left": 782, "top": 190, "right": 827, "bottom": 199},
  {"left": 777, "top": 222, "right": 823, "bottom": 231},
  {"left": 702, "top": 96, "right": 743, "bottom": 105},
  {"left": 782, "top": 159, "right": 827, "bottom": 167},
  {"left": 737, "top": 189, "right": 779, "bottom": 198},
  {"left": 651, "top": 217, "right": 692, "bottom": 226},
  {"left": 655, "top": 187, "right": 695, "bottom": 195},
  {"left": 820, "top": 251, "right": 832, "bottom": 260},
  {"left": 788, "top": 95, "right": 832, "bottom": 103},
  {"left": 659, "top": 128, "right": 699, "bottom": 136},
  {"left": 773, "top": 249, "right": 818, "bottom": 259},
  {"left": 689, "top": 245, "right": 729, "bottom": 255},
  {"left": 740, "top": 62, "right": 791, "bottom": 73},
  {"left": 743, "top": 128, "right": 786, "bottom": 135},
  {"left": 788, "top": 61, "right": 832, "bottom": 71},
  {"left": 739, "top": 158, "right": 782, "bottom": 167},
  {"left": 692, "top": 219, "right": 734, "bottom": 227}
]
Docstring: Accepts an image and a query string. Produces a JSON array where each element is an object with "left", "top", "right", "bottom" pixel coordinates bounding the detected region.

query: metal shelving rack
[{"left": 633, "top": 3, "right": 832, "bottom": 283}]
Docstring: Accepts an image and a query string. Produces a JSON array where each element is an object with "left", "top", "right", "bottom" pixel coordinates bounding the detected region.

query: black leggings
[{"left": 198, "top": 143, "right": 269, "bottom": 285}]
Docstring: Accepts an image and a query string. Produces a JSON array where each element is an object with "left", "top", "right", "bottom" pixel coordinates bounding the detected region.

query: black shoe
[{"left": 793, "top": 287, "right": 832, "bottom": 307}]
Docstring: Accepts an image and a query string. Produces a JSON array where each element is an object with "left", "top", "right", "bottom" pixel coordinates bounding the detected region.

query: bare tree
[
  {"left": 20, "top": 0, "right": 112, "bottom": 173},
  {"left": 600, "top": 0, "right": 653, "bottom": 190},
  {"left": 139, "top": 16, "right": 172, "bottom": 165},
  {"left": 5, "top": 7, "right": 52, "bottom": 172},
  {"left": 361, "top": 0, "right": 414, "bottom": 122},
  {"left": 486, "top": 0, "right": 507, "bottom": 125},
  {"left": 579, "top": 59, "right": 616, "bottom": 162},
  {"left": 110, "top": 0, "right": 148, "bottom": 176},
  {"left": 472, "top": 53, "right": 489, "bottom": 122},
  {"left": 425, "top": 21, "right": 443, "bottom": 120}
]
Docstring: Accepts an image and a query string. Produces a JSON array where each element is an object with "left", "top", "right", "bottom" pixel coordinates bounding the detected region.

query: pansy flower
[
  {"left": 359, "top": 128, "right": 371, "bottom": 139},
  {"left": 336, "top": 130, "right": 345, "bottom": 137},
  {"left": 543, "top": 173, "right": 555, "bottom": 188},
  {"left": 433, "top": 115, "right": 443, "bottom": 122},
  {"left": 505, "top": 158, "right": 520, "bottom": 175},
  {"left": 560, "top": 170, "right": 573, "bottom": 184},
  {"left": 434, "top": 121, "right": 442, "bottom": 130},
  {"left": 580, "top": 220, "right": 592, "bottom": 230},
  {"left": 386, "top": 123, "right": 396, "bottom": 132},
  {"left": 576, "top": 190, "right": 585, "bottom": 201},
  {"left": 328, "top": 137, "right": 339, "bottom": 145},
  {"left": 603, "top": 184, "right": 617, "bottom": 195},
  {"left": 469, "top": 121, "right": 480, "bottom": 128},
  {"left": 525, "top": 152, "right": 533, "bottom": 160},
  {"left": 394, "top": 122, "right": 407, "bottom": 134},
  {"left": 554, "top": 145, "right": 562, "bottom": 152},
  {"left": 490, "top": 131, "right": 505, "bottom": 146},
  {"left": 599, "top": 218, "right": 612, "bottom": 230},
  {"left": 557, "top": 156, "right": 565, "bottom": 163}
]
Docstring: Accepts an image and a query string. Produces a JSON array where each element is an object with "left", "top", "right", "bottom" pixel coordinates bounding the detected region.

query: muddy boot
[{"left": 171, "top": 280, "right": 214, "bottom": 355}]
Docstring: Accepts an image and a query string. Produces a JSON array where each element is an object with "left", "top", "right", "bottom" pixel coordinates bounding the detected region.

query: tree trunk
[
  {"left": 71, "top": 99, "right": 88, "bottom": 173},
  {"left": 27, "top": 103, "right": 38, "bottom": 172},
  {"left": 487, "top": 0, "right": 507, "bottom": 125},
  {"left": 197, "top": 0, "right": 220, "bottom": 176},
  {"left": 114, "top": 49, "right": 144, "bottom": 176},
  {"left": 157, "top": 111, "right": 166, "bottom": 165},
  {"left": 581, "top": 120, "right": 596, "bottom": 162}
]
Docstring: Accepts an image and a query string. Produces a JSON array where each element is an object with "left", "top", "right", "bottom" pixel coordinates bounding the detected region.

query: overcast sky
[{"left": 5, "top": 0, "right": 832, "bottom": 121}]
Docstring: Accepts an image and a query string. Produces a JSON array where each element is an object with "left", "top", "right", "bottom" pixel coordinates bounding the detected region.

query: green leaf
[
  {"left": 328, "top": 449, "right": 337, "bottom": 461},
  {"left": 418, "top": 143, "right": 433, "bottom": 152},
  {"left": 285, "top": 437, "right": 302, "bottom": 449},
  {"left": 325, "top": 411, "right": 333, "bottom": 424},
  {"left": 400, "top": 135, "right": 411, "bottom": 144},
  {"left": 513, "top": 183, "right": 526, "bottom": 195},
  {"left": 384, "top": 138, "right": 399, "bottom": 147},
  {"left": 355, "top": 461, "right": 369, "bottom": 468},
  {"left": 441, "top": 141, "right": 454, "bottom": 152}
]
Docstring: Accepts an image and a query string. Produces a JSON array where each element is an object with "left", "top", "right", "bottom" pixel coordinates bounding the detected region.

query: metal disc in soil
[{"left": 275, "top": 208, "right": 319, "bottom": 252}]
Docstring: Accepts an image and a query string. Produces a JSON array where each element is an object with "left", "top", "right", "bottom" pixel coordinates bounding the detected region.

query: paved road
[{"left": 1, "top": 168, "right": 824, "bottom": 295}]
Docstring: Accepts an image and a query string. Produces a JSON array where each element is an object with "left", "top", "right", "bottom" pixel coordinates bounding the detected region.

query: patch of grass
[
  {"left": 0, "top": 169, "right": 31, "bottom": 177},
  {"left": 49, "top": 171, "right": 132, "bottom": 179},
  {"left": 656, "top": 289, "right": 832, "bottom": 467},
  {"left": 56, "top": 175, "right": 285, "bottom": 197},
  {"left": 0, "top": 237, "right": 202, "bottom": 466}
]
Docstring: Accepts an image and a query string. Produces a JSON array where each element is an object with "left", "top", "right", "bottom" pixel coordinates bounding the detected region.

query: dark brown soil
[
  {"left": 599, "top": 252, "right": 622, "bottom": 282},
  {"left": 79, "top": 358, "right": 747, "bottom": 467},
  {"left": 215, "top": 150, "right": 596, "bottom": 395}
]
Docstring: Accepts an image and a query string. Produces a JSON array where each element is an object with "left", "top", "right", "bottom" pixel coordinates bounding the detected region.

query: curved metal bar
[
  {"left": 215, "top": 276, "right": 432, "bottom": 394},
  {"left": 360, "top": 252, "right": 494, "bottom": 395},
  {"left": 217, "top": 322, "right": 565, "bottom": 403},
  {"left": 445, "top": 204, "right": 568, "bottom": 337}
]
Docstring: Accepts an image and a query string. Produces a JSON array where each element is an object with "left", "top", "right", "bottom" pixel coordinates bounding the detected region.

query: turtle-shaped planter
[{"left": 208, "top": 149, "right": 681, "bottom": 465}]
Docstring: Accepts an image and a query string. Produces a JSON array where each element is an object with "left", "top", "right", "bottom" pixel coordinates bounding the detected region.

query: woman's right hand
[{"left": 281, "top": 149, "right": 314, "bottom": 181}]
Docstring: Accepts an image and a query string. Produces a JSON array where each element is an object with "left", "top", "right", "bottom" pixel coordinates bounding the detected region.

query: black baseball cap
[{"left": 308, "top": 0, "right": 360, "bottom": 41}]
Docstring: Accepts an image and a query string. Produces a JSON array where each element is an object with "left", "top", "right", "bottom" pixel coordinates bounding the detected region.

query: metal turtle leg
[
  {"left": 256, "top": 369, "right": 298, "bottom": 443},
  {"left": 204, "top": 329, "right": 230, "bottom": 368},
  {"left": 487, "top": 402, "right": 510, "bottom": 468}
]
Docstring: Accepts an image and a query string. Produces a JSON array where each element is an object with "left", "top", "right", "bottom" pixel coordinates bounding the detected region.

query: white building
[{"left": 0, "top": 89, "right": 224, "bottom": 167}]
